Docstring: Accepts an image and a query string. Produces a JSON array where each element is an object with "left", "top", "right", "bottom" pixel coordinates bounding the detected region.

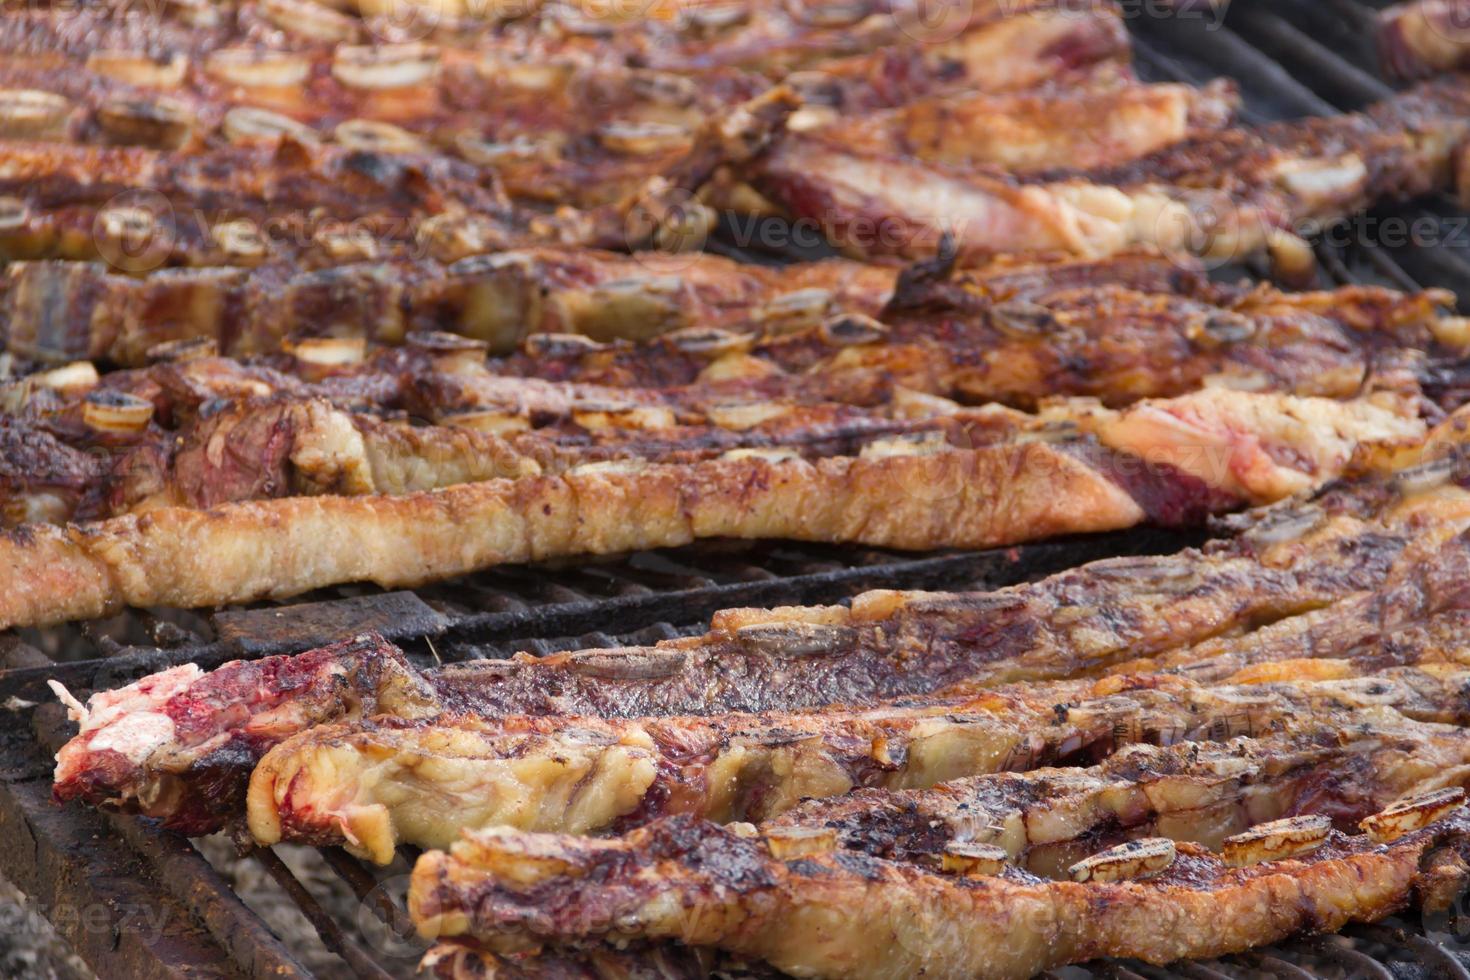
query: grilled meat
[
  {"left": 1379, "top": 0, "right": 1470, "bottom": 79},
  {"left": 761, "top": 722, "right": 1470, "bottom": 877},
  {"left": 789, "top": 79, "right": 1238, "bottom": 176},
  {"left": 406, "top": 808, "right": 1470, "bottom": 979},
  {"left": 245, "top": 664, "right": 1470, "bottom": 860},
  {"left": 753, "top": 75, "right": 1470, "bottom": 263},
  {"left": 0, "top": 139, "right": 528, "bottom": 268},
  {"left": 0, "top": 45, "right": 767, "bottom": 209},
  {"left": 0, "top": 0, "right": 1137, "bottom": 220},
  {"left": 50, "top": 632, "right": 440, "bottom": 834},
  {"left": 619, "top": 0, "right": 1129, "bottom": 84},
  {"left": 0, "top": 61, "right": 1182, "bottom": 213},
  {"left": 20, "top": 391, "right": 1076, "bottom": 521},
  {"left": 0, "top": 0, "right": 1128, "bottom": 88},
  {"left": 50, "top": 453, "right": 1470, "bottom": 835},
  {"left": 0, "top": 387, "right": 1424, "bottom": 627},
  {"left": 493, "top": 285, "right": 1460, "bottom": 411},
  {"left": 1, "top": 248, "right": 896, "bottom": 363},
  {"left": 6, "top": 270, "right": 1459, "bottom": 522}
]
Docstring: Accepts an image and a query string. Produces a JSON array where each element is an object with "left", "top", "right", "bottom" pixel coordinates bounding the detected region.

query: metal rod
[
  {"left": 319, "top": 849, "right": 417, "bottom": 942},
  {"left": 253, "top": 848, "right": 399, "bottom": 980},
  {"left": 1235, "top": 9, "right": 1393, "bottom": 108}
]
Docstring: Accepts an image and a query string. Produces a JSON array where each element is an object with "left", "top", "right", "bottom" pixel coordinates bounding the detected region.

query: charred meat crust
[{"left": 407, "top": 812, "right": 1470, "bottom": 979}]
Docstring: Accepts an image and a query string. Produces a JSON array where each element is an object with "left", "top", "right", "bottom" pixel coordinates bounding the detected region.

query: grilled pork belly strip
[
  {"left": 245, "top": 665, "right": 1470, "bottom": 861},
  {"left": 406, "top": 810, "right": 1470, "bottom": 979},
  {"left": 753, "top": 74, "right": 1470, "bottom": 263},
  {"left": 0, "top": 387, "right": 1425, "bottom": 627},
  {"left": 0, "top": 433, "right": 1143, "bottom": 628}
]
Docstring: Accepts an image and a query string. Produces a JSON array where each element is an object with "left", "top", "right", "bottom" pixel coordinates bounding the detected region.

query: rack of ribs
[
  {"left": 0, "top": 247, "right": 1217, "bottom": 365},
  {"left": 0, "top": 248, "right": 899, "bottom": 362},
  {"left": 0, "top": 0, "right": 1144, "bottom": 219}
]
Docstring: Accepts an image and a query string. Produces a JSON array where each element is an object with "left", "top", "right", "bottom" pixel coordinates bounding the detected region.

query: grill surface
[{"left": 4, "top": 2, "right": 1470, "bottom": 977}]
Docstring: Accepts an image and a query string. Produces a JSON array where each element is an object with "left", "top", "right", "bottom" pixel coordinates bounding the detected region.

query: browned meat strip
[
  {"left": 406, "top": 808, "right": 1470, "bottom": 979},
  {"left": 753, "top": 75, "right": 1470, "bottom": 264},
  {"left": 761, "top": 721, "right": 1470, "bottom": 877},
  {"left": 0, "top": 387, "right": 1424, "bottom": 628},
  {"left": 245, "top": 663, "right": 1470, "bottom": 861}
]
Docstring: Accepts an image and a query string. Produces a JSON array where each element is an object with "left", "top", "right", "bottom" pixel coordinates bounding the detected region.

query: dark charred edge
[{"left": 881, "top": 232, "right": 959, "bottom": 317}]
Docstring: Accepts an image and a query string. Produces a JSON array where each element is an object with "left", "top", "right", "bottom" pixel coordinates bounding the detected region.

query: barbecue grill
[{"left": 4, "top": 1, "right": 1470, "bottom": 977}]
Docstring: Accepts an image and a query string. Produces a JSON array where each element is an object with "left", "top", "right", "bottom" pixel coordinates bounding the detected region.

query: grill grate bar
[
  {"left": 1356, "top": 922, "right": 1470, "bottom": 979},
  {"left": 1130, "top": 15, "right": 1336, "bottom": 119},
  {"left": 1234, "top": 8, "right": 1395, "bottom": 107},
  {"left": 1360, "top": 240, "right": 1428, "bottom": 292},
  {"left": 1250, "top": 953, "right": 1321, "bottom": 980},
  {"left": 319, "top": 849, "right": 418, "bottom": 945},
  {"left": 254, "top": 849, "right": 400, "bottom": 980},
  {"left": 26, "top": 705, "right": 317, "bottom": 980},
  {"left": 1301, "top": 936, "right": 1398, "bottom": 980}
]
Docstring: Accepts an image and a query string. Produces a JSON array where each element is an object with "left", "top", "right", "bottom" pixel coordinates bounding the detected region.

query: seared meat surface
[
  {"left": 0, "top": 385, "right": 1425, "bottom": 627},
  {"left": 242, "top": 662, "right": 1470, "bottom": 860},
  {"left": 22, "top": 1, "right": 1470, "bottom": 975},
  {"left": 753, "top": 75, "right": 1470, "bottom": 263},
  {"left": 407, "top": 809, "right": 1470, "bottom": 980},
  {"left": 49, "top": 420, "right": 1470, "bottom": 834}
]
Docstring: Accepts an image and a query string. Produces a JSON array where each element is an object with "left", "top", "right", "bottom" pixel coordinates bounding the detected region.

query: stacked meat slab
[{"left": 7, "top": 0, "right": 1470, "bottom": 976}]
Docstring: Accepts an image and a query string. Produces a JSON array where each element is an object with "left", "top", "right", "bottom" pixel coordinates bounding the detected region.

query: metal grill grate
[{"left": 4, "top": 2, "right": 1470, "bottom": 977}]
